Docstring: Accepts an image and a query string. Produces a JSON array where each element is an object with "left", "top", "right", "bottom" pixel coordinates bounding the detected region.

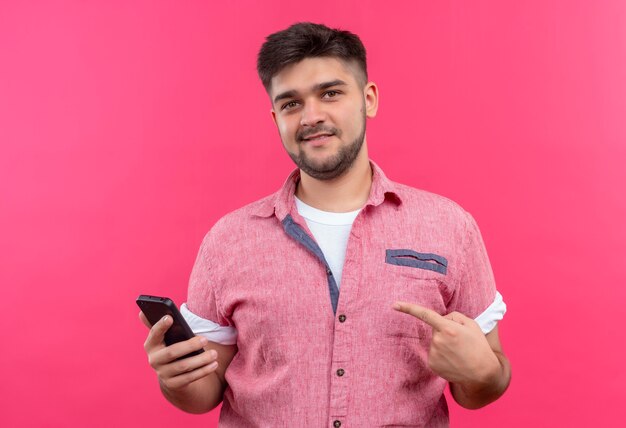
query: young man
[{"left": 141, "top": 22, "right": 511, "bottom": 427}]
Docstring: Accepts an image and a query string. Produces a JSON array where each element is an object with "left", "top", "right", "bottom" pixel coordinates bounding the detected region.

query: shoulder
[
  {"left": 391, "top": 181, "right": 473, "bottom": 228},
  {"left": 201, "top": 191, "right": 279, "bottom": 245}
]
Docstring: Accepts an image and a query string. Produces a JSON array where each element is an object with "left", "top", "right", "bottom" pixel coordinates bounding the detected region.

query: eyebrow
[{"left": 273, "top": 79, "right": 347, "bottom": 104}]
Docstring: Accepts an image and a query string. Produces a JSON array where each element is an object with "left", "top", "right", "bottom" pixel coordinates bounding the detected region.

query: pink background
[{"left": 1, "top": 1, "right": 625, "bottom": 426}]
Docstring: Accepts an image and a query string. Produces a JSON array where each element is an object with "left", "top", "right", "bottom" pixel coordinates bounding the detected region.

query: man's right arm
[{"left": 141, "top": 313, "right": 237, "bottom": 414}]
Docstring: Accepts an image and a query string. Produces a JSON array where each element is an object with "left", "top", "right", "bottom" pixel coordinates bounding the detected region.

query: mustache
[{"left": 297, "top": 126, "right": 340, "bottom": 142}]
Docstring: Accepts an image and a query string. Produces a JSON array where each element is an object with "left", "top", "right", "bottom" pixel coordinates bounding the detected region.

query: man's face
[{"left": 270, "top": 57, "right": 378, "bottom": 180}]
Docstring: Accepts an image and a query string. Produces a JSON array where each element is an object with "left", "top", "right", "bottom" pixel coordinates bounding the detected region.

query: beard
[{"left": 286, "top": 111, "right": 367, "bottom": 181}]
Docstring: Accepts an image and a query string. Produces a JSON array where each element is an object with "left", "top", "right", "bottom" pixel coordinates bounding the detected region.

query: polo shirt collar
[{"left": 252, "top": 160, "right": 402, "bottom": 220}]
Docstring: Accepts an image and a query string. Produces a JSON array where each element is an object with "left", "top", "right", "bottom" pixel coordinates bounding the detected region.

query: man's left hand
[{"left": 392, "top": 301, "right": 501, "bottom": 388}]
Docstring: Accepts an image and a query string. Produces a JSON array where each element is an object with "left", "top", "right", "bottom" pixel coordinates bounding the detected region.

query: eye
[
  {"left": 323, "top": 90, "right": 340, "bottom": 98},
  {"left": 281, "top": 101, "right": 299, "bottom": 111}
]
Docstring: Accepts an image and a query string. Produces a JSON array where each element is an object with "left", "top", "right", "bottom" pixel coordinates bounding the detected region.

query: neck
[{"left": 295, "top": 143, "right": 372, "bottom": 212}]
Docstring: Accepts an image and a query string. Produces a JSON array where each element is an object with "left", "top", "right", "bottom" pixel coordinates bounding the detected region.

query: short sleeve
[
  {"left": 474, "top": 291, "right": 506, "bottom": 333},
  {"left": 181, "top": 303, "right": 238, "bottom": 345},
  {"left": 185, "top": 231, "right": 229, "bottom": 327},
  {"left": 449, "top": 211, "right": 498, "bottom": 320}
]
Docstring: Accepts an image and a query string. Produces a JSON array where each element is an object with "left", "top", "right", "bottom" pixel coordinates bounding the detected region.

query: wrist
[{"left": 461, "top": 352, "right": 503, "bottom": 394}]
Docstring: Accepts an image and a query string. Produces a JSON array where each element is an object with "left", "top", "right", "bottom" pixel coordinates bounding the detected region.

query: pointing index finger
[{"left": 393, "top": 301, "right": 449, "bottom": 331}]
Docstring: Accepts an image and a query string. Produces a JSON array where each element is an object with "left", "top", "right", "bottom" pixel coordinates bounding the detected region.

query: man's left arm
[{"left": 393, "top": 302, "right": 511, "bottom": 409}]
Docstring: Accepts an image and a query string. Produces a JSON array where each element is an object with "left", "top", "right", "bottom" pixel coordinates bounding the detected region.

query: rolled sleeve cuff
[
  {"left": 180, "top": 303, "right": 238, "bottom": 345},
  {"left": 474, "top": 291, "right": 507, "bottom": 334}
]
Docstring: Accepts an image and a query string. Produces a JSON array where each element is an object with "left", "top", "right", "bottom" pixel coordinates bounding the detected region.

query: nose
[{"left": 299, "top": 99, "right": 326, "bottom": 127}]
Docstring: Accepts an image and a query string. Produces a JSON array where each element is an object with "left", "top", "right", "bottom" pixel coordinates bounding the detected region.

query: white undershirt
[
  {"left": 181, "top": 199, "right": 506, "bottom": 344},
  {"left": 294, "top": 196, "right": 360, "bottom": 289}
]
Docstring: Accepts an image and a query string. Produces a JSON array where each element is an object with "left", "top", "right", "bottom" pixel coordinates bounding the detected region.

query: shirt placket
[
  {"left": 280, "top": 203, "right": 367, "bottom": 427},
  {"left": 328, "top": 212, "right": 364, "bottom": 428}
]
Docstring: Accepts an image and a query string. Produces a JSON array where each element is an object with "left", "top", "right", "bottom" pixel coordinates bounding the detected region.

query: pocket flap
[{"left": 385, "top": 249, "right": 448, "bottom": 275}]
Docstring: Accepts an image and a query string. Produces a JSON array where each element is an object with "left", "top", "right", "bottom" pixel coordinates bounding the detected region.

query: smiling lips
[{"left": 302, "top": 133, "right": 334, "bottom": 145}]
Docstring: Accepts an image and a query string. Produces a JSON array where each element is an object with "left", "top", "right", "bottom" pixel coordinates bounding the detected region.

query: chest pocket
[{"left": 382, "top": 249, "right": 451, "bottom": 339}]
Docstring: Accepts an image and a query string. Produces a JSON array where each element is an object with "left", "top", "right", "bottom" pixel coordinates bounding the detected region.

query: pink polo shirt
[{"left": 187, "top": 162, "right": 499, "bottom": 427}]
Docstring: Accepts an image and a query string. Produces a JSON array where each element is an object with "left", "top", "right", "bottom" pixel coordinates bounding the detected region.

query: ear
[
  {"left": 270, "top": 109, "right": 277, "bottom": 126},
  {"left": 363, "top": 82, "right": 379, "bottom": 118}
]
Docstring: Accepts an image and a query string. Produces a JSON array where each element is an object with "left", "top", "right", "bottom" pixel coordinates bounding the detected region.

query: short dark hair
[{"left": 257, "top": 22, "right": 368, "bottom": 93}]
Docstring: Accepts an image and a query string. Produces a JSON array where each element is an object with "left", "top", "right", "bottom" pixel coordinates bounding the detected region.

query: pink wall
[{"left": 1, "top": 1, "right": 625, "bottom": 426}]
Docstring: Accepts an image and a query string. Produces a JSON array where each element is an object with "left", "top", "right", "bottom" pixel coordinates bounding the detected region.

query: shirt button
[
  {"left": 338, "top": 314, "right": 346, "bottom": 323},
  {"left": 326, "top": 268, "right": 332, "bottom": 275},
  {"left": 333, "top": 420, "right": 341, "bottom": 427},
  {"left": 337, "top": 368, "right": 345, "bottom": 377}
]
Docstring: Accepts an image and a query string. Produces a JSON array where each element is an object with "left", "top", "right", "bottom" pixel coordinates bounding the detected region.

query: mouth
[{"left": 301, "top": 133, "right": 334, "bottom": 142}]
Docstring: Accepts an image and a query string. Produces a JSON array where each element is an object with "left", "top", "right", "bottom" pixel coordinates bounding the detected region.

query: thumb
[
  {"left": 143, "top": 315, "right": 173, "bottom": 352},
  {"left": 444, "top": 311, "right": 471, "bottom": 325},
  {"left": 139, "top": 311, "right": 152, "bottom": 329}
]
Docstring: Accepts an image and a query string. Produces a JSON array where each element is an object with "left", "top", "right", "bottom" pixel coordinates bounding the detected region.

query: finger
[
  {"left": 393, "top": 301, "right": 450, "bottom": 331},
  {"left": 445, "top": 311, "right": 467, "bottom": 325},
  {"left": 139, "top": 311, "right": 152, "bottom": 329},
  {"left": 163, "top": 360, "right": 219, "bottom": 390},
  {"left": 151, "top": 336, "right": 208, "bottom": 367},
  {"left": 144, "top": 315, "right": 173, "bottom": 352},
  {"left": 160, "top": 347, "right": 217, "bottom": 378}
]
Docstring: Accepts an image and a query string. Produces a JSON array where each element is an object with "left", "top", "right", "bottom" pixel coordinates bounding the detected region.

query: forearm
[
  {"left": 450, "top": 350, "right": 511, "bottom": 409},
  {"left": 159, "top": 371, "right": 226, "bottom": 414}
]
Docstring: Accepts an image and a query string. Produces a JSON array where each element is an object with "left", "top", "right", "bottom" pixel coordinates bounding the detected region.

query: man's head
[{"left": 257, "top": 23, "right": 378, "bottom": 181}]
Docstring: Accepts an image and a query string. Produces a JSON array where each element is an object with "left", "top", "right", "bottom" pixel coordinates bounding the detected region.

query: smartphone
[{"left": 136, "top": 294, "right": 204, "bottom": 359}]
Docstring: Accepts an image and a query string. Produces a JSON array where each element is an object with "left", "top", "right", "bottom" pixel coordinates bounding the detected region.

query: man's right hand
[{"left": 140, "top": 312, "right": 220, "bottom": 391}]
